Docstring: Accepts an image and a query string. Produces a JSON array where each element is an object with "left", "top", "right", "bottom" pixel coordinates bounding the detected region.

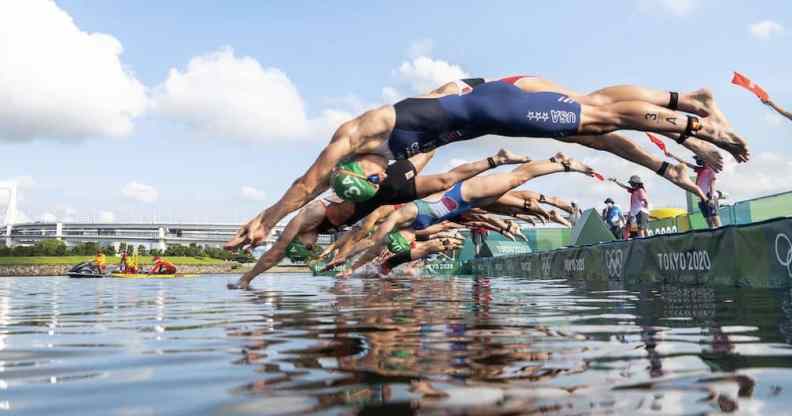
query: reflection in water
[{"left": 0, "top": 275, "right": 790, "bottom": 415}]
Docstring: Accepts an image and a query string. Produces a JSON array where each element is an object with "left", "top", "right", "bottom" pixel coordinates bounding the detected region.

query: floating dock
[{"left": 471, "top": 217, "right": 792, "bottom": 289}]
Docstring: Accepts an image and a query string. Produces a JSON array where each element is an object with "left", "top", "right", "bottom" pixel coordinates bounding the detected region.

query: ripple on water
[{"left": 0, "top": 275, "right": 791, "bottom": 415}]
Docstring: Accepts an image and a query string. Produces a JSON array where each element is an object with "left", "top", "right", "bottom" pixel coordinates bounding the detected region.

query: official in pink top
[
  {"left": 666, "top": 151, "right": 721, "bottom": 228},
  {"left": 609, "top": 175, "right": 650, "bottom": 238}
]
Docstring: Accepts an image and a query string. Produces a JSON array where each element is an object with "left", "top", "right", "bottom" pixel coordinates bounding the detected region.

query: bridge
[{"left": 2, "top": 221, "right": 319, "bottom": 250}]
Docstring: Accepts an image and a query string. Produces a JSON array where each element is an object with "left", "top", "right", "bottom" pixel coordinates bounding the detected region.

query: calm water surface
[{"left": 0, "top": 274, "right": 791, "bottom": 415}]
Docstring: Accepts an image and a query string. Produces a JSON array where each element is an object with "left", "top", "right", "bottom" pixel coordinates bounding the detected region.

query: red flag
[
  {"left": 591, "top": 172, "right": 604, "bottom": 182},
  {"left": 731, "top": 71, "right": 769, "bottom": 101},
  {"left": 645, "top": 132, "right": 667, "bottom": 153}
]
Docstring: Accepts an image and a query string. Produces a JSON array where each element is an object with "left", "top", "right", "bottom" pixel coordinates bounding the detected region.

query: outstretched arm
[
  {"left": 346, "top": 207, "right": 416, "bottom": 274},
  {"left": 229, "top": 204, "right": 322, "bottom": 289},
  {"left": 765, "top": 99, "right": 792, "bottom": 121},
  {"left": 608, "top": 178, "right": 631, "bottom": 191},
  {"left": 226, "top": 109, "right": 392, "bottom": 250},
  {"left": 323, "top": 205, "right": 397, "bottom": 269},
  {"left": 413, "top": 221, "right": 464, "bottom": 239}
]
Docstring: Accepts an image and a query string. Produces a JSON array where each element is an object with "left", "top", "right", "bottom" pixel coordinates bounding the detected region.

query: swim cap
[
  {"left": 285, "top": 239, "right": 319, "bottom": 262},
  {"left": 386, "top": 231, "right": 411, "bottom": 254},
  {"left": 628, "top": 175, "right": 643, "bottom": 185},
  {"left": 331, "top": 161, "right": 378, "bottom": 202}
]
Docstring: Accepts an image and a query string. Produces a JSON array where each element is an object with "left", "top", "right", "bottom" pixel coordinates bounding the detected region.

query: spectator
[
  {"left": 665, "top": 151, "right": 721, "bottom": 228},
  {"left": 609, "top": 175, "right": 650, "bottom": 238},
  {"left": 567, "top": 201, "right": 583, "bottom": 226},
  {"left": 601, "top": 197, "right": 625, "bottom": 238}
]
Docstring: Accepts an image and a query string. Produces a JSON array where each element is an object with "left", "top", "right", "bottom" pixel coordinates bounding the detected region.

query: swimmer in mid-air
[
  {"left": 228, "top": 149, "right": 530, "bottom": 289},
  {"left": 340, "top": 153, "right": 596, "bottom": 275},
  {"left": 226, "top": 76, "right": 748, "bottom": 250}
]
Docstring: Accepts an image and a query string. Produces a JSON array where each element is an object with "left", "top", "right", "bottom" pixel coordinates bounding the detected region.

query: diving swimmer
[{"left": 226, "top": 76, "right": 748, "bottom": 251}]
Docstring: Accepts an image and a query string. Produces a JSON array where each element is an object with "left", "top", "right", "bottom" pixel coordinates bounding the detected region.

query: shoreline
[{"left": 0, "top": 264, "right": 309, "bottom": 277}]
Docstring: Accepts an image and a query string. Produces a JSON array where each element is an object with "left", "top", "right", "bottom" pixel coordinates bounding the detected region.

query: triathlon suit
[
  {"left": 317, "top": 159, "right": 418, "bottom": 233},
  {"left": 388, "top": 76, "right": 582, "bottom": 160},
  {"left": 411, "top": 182, "right": 473, "bottom": 230}
]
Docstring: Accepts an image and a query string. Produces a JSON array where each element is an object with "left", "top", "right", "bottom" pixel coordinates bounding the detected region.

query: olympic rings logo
[
  {"left": 604, "top": 249, "right": 624, "bottom": 279},
  {"left": 775, "top": 233, "right": 792, "bottom": 278},
  {"left": 541, "top": 256, "right": 552, "bottom": 276}
]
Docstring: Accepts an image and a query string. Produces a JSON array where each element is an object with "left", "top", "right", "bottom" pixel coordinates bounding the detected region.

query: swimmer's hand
[{"left": 227, "top": 279, "right": 250, "bottom": 290}]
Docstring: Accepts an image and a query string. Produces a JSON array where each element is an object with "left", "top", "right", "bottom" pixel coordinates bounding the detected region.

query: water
[{"left": 1, "top": 275, "right": 791, "bottom": 415}]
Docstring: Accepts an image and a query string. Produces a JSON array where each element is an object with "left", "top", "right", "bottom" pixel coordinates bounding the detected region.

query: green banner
[{"left": 471, "top": 217, "right": 792, "bottom": 288}]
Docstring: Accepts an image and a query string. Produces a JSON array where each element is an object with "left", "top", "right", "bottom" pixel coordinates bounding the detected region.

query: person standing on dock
[
  {"left": 470, "top": 226, "right": 489, "bottom": 257},
  {"left": 609, "top": 175, "right": 650, "bottom": 238},
  {"left": 567, "top": 201, "right": 582, "bottom": 226},
  {"left": 601, "top": 198, "right": 625, "bottom": 239},
  {"left": 664, "top": 152, "right": 721, "bottom": 228}
]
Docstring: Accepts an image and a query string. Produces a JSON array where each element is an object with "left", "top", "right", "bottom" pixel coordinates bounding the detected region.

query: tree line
[{"left": 0, "top": 240, "right": 254, "bottom": 262}]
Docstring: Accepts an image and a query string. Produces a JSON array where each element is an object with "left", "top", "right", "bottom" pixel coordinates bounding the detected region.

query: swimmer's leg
[
  {"left": 459, "top": 155, "right": 593, "bottom": 204},
  {"left": 513, "top": 77, "right": 730, "bottom": 126},
  {"left": 511, "top": 77, "right": 728, "bottom": 170},
  {"left": 558, "top": 133, "right": 706, "bottom": 200},
  {"left": 579, "top": 102, "right": 749, "bottom": 163}
]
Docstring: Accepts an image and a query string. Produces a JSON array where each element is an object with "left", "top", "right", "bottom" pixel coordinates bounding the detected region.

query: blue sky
[{"left": 1, "top": 0, "right": 791, "bottom": 224}]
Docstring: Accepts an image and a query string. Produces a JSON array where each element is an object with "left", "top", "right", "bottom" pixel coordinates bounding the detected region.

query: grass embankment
[{"left": 0, "top": 256, "right": 227, "bottom": 266}]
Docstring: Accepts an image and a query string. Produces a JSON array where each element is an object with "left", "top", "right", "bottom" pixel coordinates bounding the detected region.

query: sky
[{"left": 1, "top": 0, "right": 791, "bottom": 225}]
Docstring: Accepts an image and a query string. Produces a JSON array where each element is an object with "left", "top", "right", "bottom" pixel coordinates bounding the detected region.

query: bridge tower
[{"left": 1, "top": 183, "right": 18, "bottom": 246}]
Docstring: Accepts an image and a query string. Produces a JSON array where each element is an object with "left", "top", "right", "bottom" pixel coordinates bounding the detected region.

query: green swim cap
[
  {"left": 285, "top": 239, "right": 320, "bottom": 262},
  {"left": 331, "top": 161, "right": 378, "bottom": 202},
  {"left": 387, "top": 231, "right": 411, "bottom": 254}
]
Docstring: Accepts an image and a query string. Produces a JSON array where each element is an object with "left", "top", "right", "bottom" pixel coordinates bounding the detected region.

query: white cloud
[
  {"left": 750, "top": 20, "right": 784, "bottom": 40},
  {"left": 152, "top": 47, "right": 346, "bottom": 142},
  {"left": 241, "top": 186, "right": 267, "bottom": 201},
  {"left": 0, "top": 0, "right": 147, "bottom": 142},
  {"left": 122, "top": 182, "right": 158, "bottom": 203},
  {"left": 98, "top": 211, "right": 115, "bottom": 223},
  {"left": 719, "top": 152, "right": 792, "bottom": 199},
  {"left": 395, "top": 56, "right": 469, "bottom": 94},
  {"left": 639, "top": 0, "right": 698, "bottom": 17}
]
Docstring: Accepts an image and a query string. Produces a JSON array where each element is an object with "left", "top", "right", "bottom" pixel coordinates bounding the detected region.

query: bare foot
[
  {"left": 522, "top": 198, "right": 551, "bottom": 221},
  {"left": 684, "top": 88, "right": 732, "bottom": 128},
  {"left": 557, "top": 154, "right": 596, "bottom": 176},
  {"left": 495, "top": 148, "right": 531, "bottom": 165},
  {"left": 696, "top": 120, "right": 750, "bottom": 163},
  {"left": 662, "top": 163, "right": 706, "bottom": 200},
  {"left": 549, "top": 210, "right": 572, "bottom": 227},
  {"left": 516, "top": 214, "right": 536, "bottom": 225},
  {"left": 682, "top": 138, "right": 724, "bottom": 172}
]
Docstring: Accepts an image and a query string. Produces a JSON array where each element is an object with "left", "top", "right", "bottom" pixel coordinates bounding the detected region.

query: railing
[{"left": 649, "top": 189, "right": 792, "bottom": 236}]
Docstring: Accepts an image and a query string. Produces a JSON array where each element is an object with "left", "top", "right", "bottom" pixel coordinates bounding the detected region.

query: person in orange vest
[{"left": 150, "top": 256, "right": 176, "bottom": 275}]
